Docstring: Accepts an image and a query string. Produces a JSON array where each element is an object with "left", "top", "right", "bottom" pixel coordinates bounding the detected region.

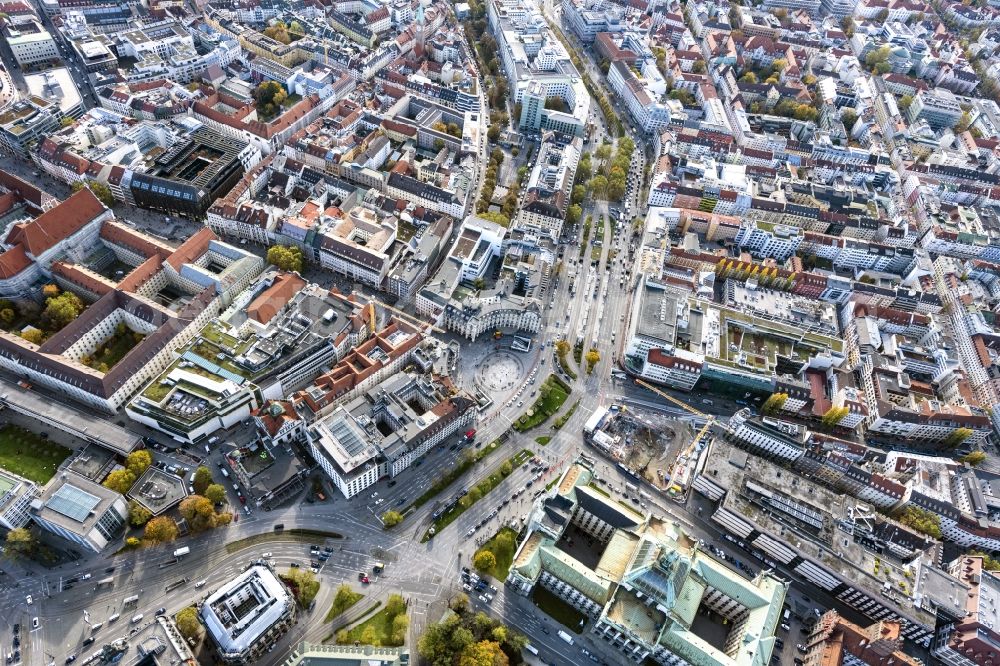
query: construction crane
[{"left": 635, "top": 379, "right": 713, "bottom": 494}]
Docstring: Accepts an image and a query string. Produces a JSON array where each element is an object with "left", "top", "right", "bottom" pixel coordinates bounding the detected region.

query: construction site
[{"left": 583, "top": 380, "right": 715, "bottom": 494}]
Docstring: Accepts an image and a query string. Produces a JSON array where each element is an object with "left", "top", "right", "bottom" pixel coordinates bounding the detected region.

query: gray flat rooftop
[
  {"left": 0, "top": 378, "right": 141, "bottom": 455},
  {"left": 635, "top": 280, "right": 679, "bottom": 345}
]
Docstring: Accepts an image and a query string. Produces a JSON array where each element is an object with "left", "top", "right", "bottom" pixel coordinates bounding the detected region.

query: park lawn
[
  {"left": 478, "top": 527, "right": 519, "bottom": 581},
  {"left": 535, "top": 436, "right": 551, "bottom": 446},
  {"left": 0, "top": 424, "right": 71, "bottom": 483},
  {"left": 325, "top": 589, "right": 364, "bottom": 622},
  {"left": 336, "top": 606, "right": 405, "bottom": 647},
  {"left": 532, "top": 585, "right": 586, "bottom": 633},
  {"left": 513, "top": 375, "right": 571, "bottom": 432}
]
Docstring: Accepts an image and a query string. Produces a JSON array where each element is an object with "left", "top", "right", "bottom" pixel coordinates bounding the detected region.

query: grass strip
[
  {"left": 513, "top": 375, "right": 572, "bottom": 432},
  {"left": 422, "top": 449, "right": 532, "bottom": 542}
]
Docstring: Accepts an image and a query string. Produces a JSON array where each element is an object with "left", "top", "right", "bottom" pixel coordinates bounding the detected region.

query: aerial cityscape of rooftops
[{"left": 3, "top": 0, "right": 1000, "bottom": 664}]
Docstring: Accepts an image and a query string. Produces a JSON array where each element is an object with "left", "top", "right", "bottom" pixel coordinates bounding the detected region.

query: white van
[
  {"left": 194, "top": 580, "right": 207, "bottom": 589},
  {"left": 130, "top": 614, "right": 143, "bottom": 624},
  {"left": 221, "top": 469, "right": 230, "bottom": 478},
  {"left": 108, "top": 614, "right": 120, "bottom": 623}
]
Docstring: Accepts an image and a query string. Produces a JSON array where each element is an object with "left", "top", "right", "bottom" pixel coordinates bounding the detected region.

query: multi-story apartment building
[
  {"left": 201, "top": 566, "right": 297, "bottom": 664},
  {"left": 514, "top": 135, "right": 581, "bottom": 238}
]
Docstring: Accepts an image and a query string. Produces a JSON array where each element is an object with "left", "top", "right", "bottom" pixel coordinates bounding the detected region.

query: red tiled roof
[
  {"left": 165, "top": 227, "right": 217, "bottom": 271},
  {"left": 0, "top": 245, "right": 32, "bottom": 279},
  {"left": 247, "top": 272, "right": 306, "bottom": 324},
  {"left": 5, "top": 188, "right": 105, "bottom": 258}
]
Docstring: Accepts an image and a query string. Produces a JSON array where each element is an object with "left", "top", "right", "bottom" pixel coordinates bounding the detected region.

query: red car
[
  {"left": 239, "top": 495, "right": 246, "bottom": 505},
  {"left": 361, "top": 576, "right": 370, "bottom": 584}
]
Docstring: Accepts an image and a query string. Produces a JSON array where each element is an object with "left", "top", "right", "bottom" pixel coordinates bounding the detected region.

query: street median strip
[
  {"left": 421, "top": 449, "right": 532, "bottom": 542},
  {"left": 405, "top": 436, "right": 507, "bottom": 514},
  {"left": 224, "top": 529, "right": 342, "bottom": 554}
]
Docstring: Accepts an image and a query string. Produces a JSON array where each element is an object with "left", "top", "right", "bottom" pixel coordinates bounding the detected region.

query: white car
[
  {"left": 25, "top": 595, "right": 31, "bottom": 605},
  {"left": 310, "top": 567, "right": 319, "bottom": 574},
  {"left": 262, "top": 552, "right": 272, "bottom": 558}
]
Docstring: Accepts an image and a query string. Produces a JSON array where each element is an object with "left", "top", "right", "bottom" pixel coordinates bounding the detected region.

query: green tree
[
  {"left": 478, "top": 211, "right": 509, "bottom": 227},
  {"left": 692, "top": 60, "right": 706, "bottom": 73},
  {"left": 487, "top": 123, "right": 500, "bottom": 142},
  {"left": 263, "top": 21, "right": 291, "bottom": 44},
  {"left": 192, "top": 466, "right": 213, "bottom": 495},
  {"left": 390, "top": 613, "right": 408, "bottom": 644},
  {"left": 566, "top": 204, "right": 582, "bottom": 226},
  {"left": 761, "top": 393, "right": 788, "bottom": 415},
  {"left": 284, "top": 568, "right": 320, "bottom": 607},
  {"left": 473, "top": 550, "right": 496, "bottom": 572},
  {"left": 897, "top": 506, "right": 942, "bottom": 539},
  {"left": 959, "top": 450, "right": 987, "bottom": 466},
  {"left": 20, "top": 328, "right": 43, "bottom": 345},
  {"left": 41, "top": 291, "right": 84, "bottom": 331},
  {"left": 87, "top": 181, "right": 115, "bottom": 207},
  {"left": 571, "top": 184, "right": 586, "bottom": 205},
  {"left": 0, "top": 308, "right": 13, "bottom": 327},
  {"left": 103, "top": 469, "right": 136, "bottom": 494},
  {"left": 144, "top": 516, "right": 178, "bottom": 543},
  {"left": 585, "top": 349, "right": 600, "bottom": 374},
  {"left": 589, "top": 175, "right": 608, "bottom": 199},
  {"left": 842, "top": 109, "right": 859, "bottom": 133},
  {"left": 864, "top": 45, "right": 891, "bottom": 73},
  {"left": 127, "top": 500, "right": 152, "bottom": 527},
  {"left": 956, "top": 111, "right": 973, "bottom": 133},
  {"left": 382, "top": 510, "right": 403, "bottom": 527},
  {"left": 205, "top": 484, "right": 227, "bottom": 504},
  {"left": 458, "top": 640, "right": 508, "bottom": 666},
  {"left": 5, "top": 527, "right": 33, "bottom": 556},
  {"left": 898, "top": 94, "right": 913, "bottom": 113},
  {"left": 499, "top": 461, "right": 513, "bottom": 476},
  {"left": 267, "top": 245, "right": 304, "bottom": 272},
  {"left": 125, "top": 450, "right": 152, "bottom": 478},
  {"left": 175, "top": 607, "right": 201, "bottom": 638},
  {"left": 386, "top": 593, "right": 406, "bottom": 617},
  {"left": 943, "top": 428, "right": 974, "bottom": 449},
  {"left": 180, "top": 495, "right": 218, "bottom": 531},
  {"left": 254, "top": 80, "right": 288, "bottom": 116},
  {"left": 841, "top": 15, "right": 855, "bottom": 37}
]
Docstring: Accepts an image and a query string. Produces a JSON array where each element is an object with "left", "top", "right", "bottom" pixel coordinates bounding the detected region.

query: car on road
[
  {"left": 64, "top": 656, "right": 76, "bottom": 664},
  {"left": 155, "top": 608, "right": 166, "bottom": 616},
  {"left": 81, "top": 638, "right": 94, "bottom": 647},
  {"left": 310, "top": 567, "right": 319, "bottom": 574},
  {"left": 262, "top": 552, "right": 272, "bottom": 558},
  {"left": 31, "top": 618, "right": 38, "bottom": 630}
]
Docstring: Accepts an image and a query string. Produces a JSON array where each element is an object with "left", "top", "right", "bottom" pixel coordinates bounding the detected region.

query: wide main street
[{"left": 0, "top": 3, "right": 758, "bottom": 666}]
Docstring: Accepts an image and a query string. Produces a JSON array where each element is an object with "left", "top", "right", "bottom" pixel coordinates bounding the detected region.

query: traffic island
[
  {"left": 334, "top": 594, "right": 408, "bottom": 647},
  {"left": 325, "top": 584, "right": 364, "bottom": 622},
  {"left": 512, "top": 375, "right": 571, "bottom": 432}
]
